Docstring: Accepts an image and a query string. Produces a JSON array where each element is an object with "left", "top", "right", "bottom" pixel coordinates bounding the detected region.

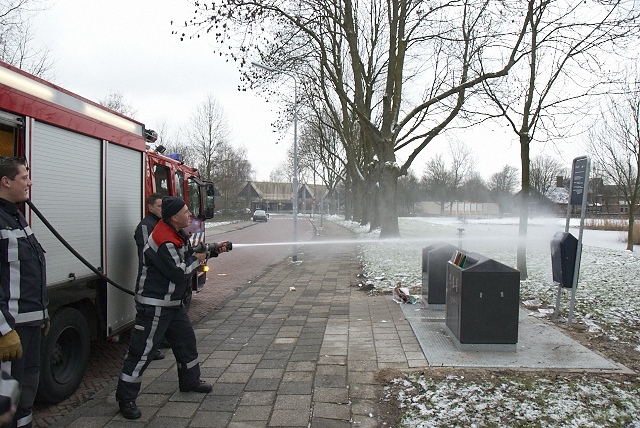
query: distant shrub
[
  {"left": 584, "top": 218, "right": 626, "bottom": 231},
  {"left": 585, "top": 218, "right": 640, "bottom": 245}
]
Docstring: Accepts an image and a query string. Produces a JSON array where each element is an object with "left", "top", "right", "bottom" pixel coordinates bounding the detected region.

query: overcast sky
[{"left": 31, "top": 0, "right": 584, "bottom": 183}]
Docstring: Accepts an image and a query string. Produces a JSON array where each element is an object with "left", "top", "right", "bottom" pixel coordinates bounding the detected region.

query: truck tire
[{"left": 36, "top": 307, "right": 91, "bottom": 404}]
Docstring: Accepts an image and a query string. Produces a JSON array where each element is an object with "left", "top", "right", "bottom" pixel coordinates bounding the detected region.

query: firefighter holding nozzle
[{"left": 116, "top": 196, "right": 230, "bottom": 420}]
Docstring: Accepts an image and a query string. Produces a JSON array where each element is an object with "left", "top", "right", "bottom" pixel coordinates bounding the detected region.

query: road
[
  {"left": 33, "top": 214, "right": 316, "bottom": 428},
  {"left": 186, "top": 215, "right": 316, "bottom": 321},
  {"left": 207, "top": 215, "right": 316, "bottom": 288}
]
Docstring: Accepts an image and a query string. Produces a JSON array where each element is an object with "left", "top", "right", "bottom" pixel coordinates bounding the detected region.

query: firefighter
[
  {"left": 133, "top": 192, "right": 165, "bottom": 361},
  {"left": 116, "top": 196, "right": 229, "bottom": 420},
  {"left": 0, "top": 156, "right": 48, "bottom": 428}
]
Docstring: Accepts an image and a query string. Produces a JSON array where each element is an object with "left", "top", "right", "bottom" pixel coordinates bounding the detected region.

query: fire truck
[{"left": 0, "top": 61, "right": 215, "bottom": 403}]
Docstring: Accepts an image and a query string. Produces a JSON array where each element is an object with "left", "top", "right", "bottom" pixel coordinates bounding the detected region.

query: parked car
[{"left": 253, "top": 209, "right": 268, "bottom": 222}]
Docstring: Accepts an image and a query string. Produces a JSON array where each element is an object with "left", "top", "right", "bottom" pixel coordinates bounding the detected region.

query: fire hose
[
  {"left": 26, "top": 200, "right": 232, "bottom": 297},
  {"left": 27, "top": 199, "right": 136, "bottom": 296}
]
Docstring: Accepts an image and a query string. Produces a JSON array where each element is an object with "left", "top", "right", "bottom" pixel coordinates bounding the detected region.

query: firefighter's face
[
  {"left": 148, "top": 199, "right": 162, "bottom": 218},
  {"left": 2, "top": 165, "right": 31, "bottom": 203},
  {"left": 173, "top": 204, "right": 191, "bottom": 230}
]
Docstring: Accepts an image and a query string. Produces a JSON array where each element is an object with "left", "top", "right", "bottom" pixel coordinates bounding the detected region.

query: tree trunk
[
  {"left": 369, "top": 168, "right": 381, "bottom": 232},
  {"left": 344, "top": 176, "right": 353, "bottom": 221},
  {"left": 354, "top": 178, "right": 367, "bottom": 225},
  {"left": 627, "top": 207, "right": 635, "bottom": 251},
  {"left": 379, "top": 166, "right": 400, "bottom": 238},
  {"left": 517, "top": 136, "right": 531, "bottom": 280}
]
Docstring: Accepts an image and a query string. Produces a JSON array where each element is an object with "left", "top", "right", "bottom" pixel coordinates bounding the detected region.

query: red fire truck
[{"left": 0, "top": 60, "right": 215, "bottom": 403}]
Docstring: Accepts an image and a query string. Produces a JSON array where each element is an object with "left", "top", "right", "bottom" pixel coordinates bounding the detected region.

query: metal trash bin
[
  {"left": 422, "top": 243, "right": 459, "bottom": 305},
  {"left": 550, "top": 231, "right": 578, "bottom": 288},
  {"left": 445, "top": 252, "right": 520, "bottom": 345}
]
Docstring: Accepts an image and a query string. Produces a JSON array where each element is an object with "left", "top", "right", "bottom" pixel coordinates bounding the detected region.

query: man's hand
[
  {"left": 0, "top": 330, "right": 22, "bottom": 362},
  {"left": 195, "top": 252, "right": 208, "bottom": 265},
  {"left": 42, "top": 318, "right": 51, "bottom": 336}
]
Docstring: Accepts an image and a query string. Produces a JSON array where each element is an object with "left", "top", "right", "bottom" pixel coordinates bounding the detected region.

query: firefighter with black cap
[{"left": 116, "top": 196, "right": 230, "bottom": 420}]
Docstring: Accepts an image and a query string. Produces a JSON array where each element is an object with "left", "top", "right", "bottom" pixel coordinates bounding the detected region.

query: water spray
[{"left": 228, "top": 232, "right": 555, "bottom": 251}]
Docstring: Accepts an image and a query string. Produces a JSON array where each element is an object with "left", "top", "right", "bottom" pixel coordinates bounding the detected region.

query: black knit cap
[{"left": 162, "top": 196, "right": 186, "bottom": 220}]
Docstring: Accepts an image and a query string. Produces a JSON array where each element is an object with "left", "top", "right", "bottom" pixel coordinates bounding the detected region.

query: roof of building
[{"left": 239, "top": 181, "right": 330, "bottom": 201}]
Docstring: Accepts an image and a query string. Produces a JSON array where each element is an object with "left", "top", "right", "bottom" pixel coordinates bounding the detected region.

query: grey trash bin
[
  {"left": 422, "top": 243, "right": 459, "bottom": 305},
  {"left": 550, "top": 231, "right": 578, "bottom": 288},
  {"left": 445, "top": 252, "right": 520, "bottom": 344}
]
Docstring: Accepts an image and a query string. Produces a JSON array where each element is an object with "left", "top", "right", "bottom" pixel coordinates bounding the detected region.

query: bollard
[{"left": 457, "top": 228, "right": 465, "bottom": 249}]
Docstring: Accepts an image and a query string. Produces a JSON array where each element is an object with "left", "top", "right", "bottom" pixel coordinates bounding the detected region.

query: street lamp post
[{"left": 251, "top": 61, "right": 299, "bottom": 262}]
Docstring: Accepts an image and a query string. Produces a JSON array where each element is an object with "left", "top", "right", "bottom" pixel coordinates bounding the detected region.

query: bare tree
[
  {"left": 148, "top": 118, "right": 200, "bottom": 167},
  {"left": 211, "top": 141, "right": 253, "bottom": 211},
  {"left": 176, "top": 0, "right": 534, "bottom": 237},
  {"left": 269, "top": 162, "right": 289, "bottom": 183},
  {"left": 0, "top": 0, "right": 53, "bottom": 77},
  {"left": 461, "top": 172, "right": 490, "bottom": 203},
  {"left": 530, "top": 155, "right": 566, "bottom": 195},
  {"left": 187, "top": 94, "right": 230, "bottom": 181},
  {"left": 297, "top": 113, "right": 346, "bottom": 207},
  {"left": 421, "top": 141, "right": 476, "bottom": 214},
  {"left": 422, "top": 154, "right": 452, "bottom": 215},
  {"left": 587, "top": 84, "right": 640, "bottom": 251},
  {"left": 481, "top": 0, "right": 638, "bottom": 278},
  {"left": 488, "top": 164, "right": 520, "bottom": 214},
  {"left": 489, "top": 165, "right": 520, "bottom": 194},
  {"left": 98, "top": 91, "right": 138, "bottom": 118},
  {"left": 397, "top": 170, "right": 421, "bottom": 215}
]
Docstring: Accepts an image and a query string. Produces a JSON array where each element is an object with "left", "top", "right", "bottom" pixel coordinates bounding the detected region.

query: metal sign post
[{"left": 555, "top": 156, "right": 590, "bottom": 323}]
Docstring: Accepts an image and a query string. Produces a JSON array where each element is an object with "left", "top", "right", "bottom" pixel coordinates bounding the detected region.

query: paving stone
[
  {"left": 269, "top": 409, "right": 310, "bottom": 427},
  {"left": 251, "top": 368, "right": 285, "bottom": 379},
  {"left": 244, "top": 377, "right": 281, "bottom": 391},
  {"left": 313, "top": 387, "right": 349, "bottom": 404},
  {"left": 189, "top": 411, "right": 234, "bottom": 428},
  {"left": 64, "top": 416, "right": 113, "bottom": 428},
  {"left": 274, "top": 394, "right": 312, "bottom": 409},
  {"left": 232, "top": 405, "right": 271, "bottom": 421},
  {"left": 156, "top": 401, "right": 199, "bottom": 418},
  {"left": 217, "top": 370, "right": 253, "bottom": 383},
  {"left": 238, "top": 391, "right": 276, "bottom": 406},
  {"left": 277, "top": 381, "right": 313, "bottom": 395},
  {"left": 309, "top": 418, "right": 352, "bottom": 428}
]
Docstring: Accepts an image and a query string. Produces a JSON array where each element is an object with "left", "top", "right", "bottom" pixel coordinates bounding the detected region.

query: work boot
[
  {"left": 179, "top": 379, "right": 212, "bottom": 393},
  {"left": 152, "top": 349, "right": 165, "bottom": 360},
  {"left": 119, "top": 401, "right": 141, "bottom": 419}
]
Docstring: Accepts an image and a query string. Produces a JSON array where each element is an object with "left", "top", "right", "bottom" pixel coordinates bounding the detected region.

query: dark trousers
[
  {"left": 0, "top": 325, "right": 41, "bottom": 428},
  {"left": 115, "top": 304, "right": 200, "bottom": 403}
]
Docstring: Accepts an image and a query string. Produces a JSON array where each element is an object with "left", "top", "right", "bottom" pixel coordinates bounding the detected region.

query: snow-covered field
[{"left": 332, "top": 215, "right": 640, "bottom": 428}]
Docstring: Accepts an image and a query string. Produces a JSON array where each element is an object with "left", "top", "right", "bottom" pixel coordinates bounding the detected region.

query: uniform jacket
[
  {"left": 134, "top": 212, "right": 160, "bottom": 279},
  {"left": 135, "top": 219, "right": 199, "bottom": 307},
  {"left": 0, "top": 198, "right": 47, "bottom": 335},
  {"left": 134, "top": 212, "right": 160, "bottom": 260}
]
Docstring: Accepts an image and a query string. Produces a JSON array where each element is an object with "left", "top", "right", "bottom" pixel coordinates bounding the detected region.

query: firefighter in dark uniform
[
  {"left": 133, "top": 192, "right": 165, "bottom": 361},
  {"left": 134, "top": 193, "right": 163, "bottom": 264},
  {"left": 116, "top": 196, "right": 229, "bottom": 420},
  {"left": 0, "top": 157, "right": 48, "bottom": 428}
]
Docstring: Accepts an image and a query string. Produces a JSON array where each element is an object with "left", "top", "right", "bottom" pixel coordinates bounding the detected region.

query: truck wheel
[{"left": 36, "top": 307, "right": 90, "bottom": 404}]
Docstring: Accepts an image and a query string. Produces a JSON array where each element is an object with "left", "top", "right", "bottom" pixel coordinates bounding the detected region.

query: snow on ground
[{"left": 329, "top": 215, "right": 640, "bottom": 427}]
